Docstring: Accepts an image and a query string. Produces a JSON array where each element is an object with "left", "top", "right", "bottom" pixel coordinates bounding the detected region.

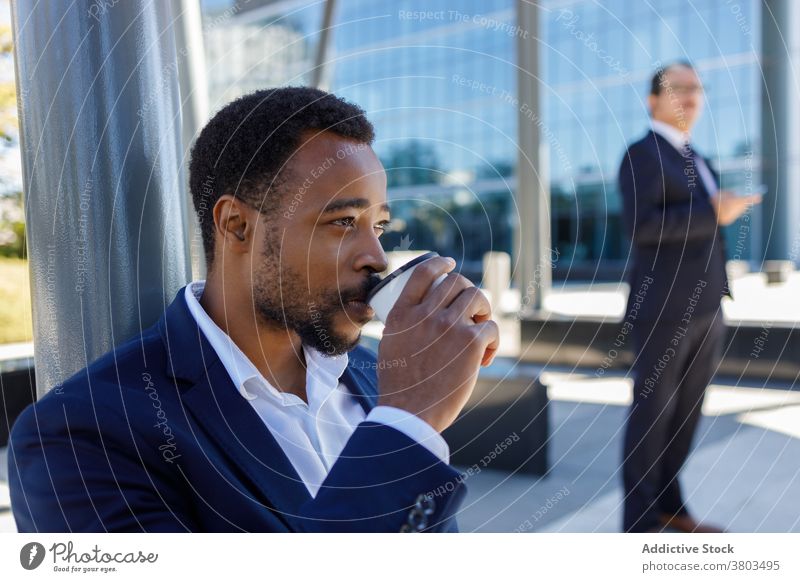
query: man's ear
[
  {"left": 212, "top": 195, "right": 255, "bottom": 256},
  {"left": 647, "top": 94, "right": 657, "bottom": 117}
]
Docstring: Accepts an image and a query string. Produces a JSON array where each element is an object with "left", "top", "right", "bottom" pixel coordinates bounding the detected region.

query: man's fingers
[
  {"left": 481, "top": 345, "right": 498, "bottom": 367},
  {"left": 421, "top": 272, "right": 473, "bottom": 313},
  {"left": 394, "top": 256, "right": 456, "bottom": 308},
  {"left": 474, "top": 320, "right": 500, "bottom": 367},
  {"left": 447, "top": 286, "right": 492, "bottom": 323},
  {"left": 448, "top": 287, "right": 498, "bottom": 365}
]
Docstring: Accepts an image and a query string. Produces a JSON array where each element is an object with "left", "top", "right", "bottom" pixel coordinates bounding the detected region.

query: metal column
[
  {"left": 761, "top": 0, "right": 800, "bottom": 261},
  {"left": 311, "top": 0, "right": 337, "bottom": 90},
  {"left": 516, "top": 0, "right": 550, "bottom": 314},
  {"left": 12, "top": 0, "right": 191, "bottom": 396},
  {"left": 172, "top": 0, "right": 210, "bottom": 281}
]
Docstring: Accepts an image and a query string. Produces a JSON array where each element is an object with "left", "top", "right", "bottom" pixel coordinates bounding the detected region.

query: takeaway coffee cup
[{"left": 366, "top": 251, "right": 447, "bottom": 323}]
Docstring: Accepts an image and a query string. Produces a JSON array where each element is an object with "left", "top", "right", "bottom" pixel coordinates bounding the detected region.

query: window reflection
[{"left": 198, "top": 0, "right": 764, "bottom": 281}]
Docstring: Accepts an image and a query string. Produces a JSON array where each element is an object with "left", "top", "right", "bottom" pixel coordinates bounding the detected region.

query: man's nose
[
  {"left": 353, "top": 230, "right": 389, "bottom": 274},
  {"left": 684, "top": 93, "right": 700, "bottom": 107}
]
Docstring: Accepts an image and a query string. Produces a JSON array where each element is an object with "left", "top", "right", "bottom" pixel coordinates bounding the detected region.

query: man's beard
[{"left": 252, "top": 248, "right": 380, "bottom": 357}]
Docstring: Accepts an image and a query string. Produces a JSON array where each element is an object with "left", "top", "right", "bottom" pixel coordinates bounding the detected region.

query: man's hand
[
  {"left": 376, "top": 256, "right": 500, "bottom": 433},
  {"left": 710, "top": 190, "right": 762, "bottom": 226}
]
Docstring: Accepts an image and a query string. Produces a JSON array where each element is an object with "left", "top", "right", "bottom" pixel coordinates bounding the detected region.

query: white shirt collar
[
  {"left": 650, "top": 119, "right": 691, "bottom": 153},
  {"left": 183, "top": 281, "right": 349, "bottom": 405}
]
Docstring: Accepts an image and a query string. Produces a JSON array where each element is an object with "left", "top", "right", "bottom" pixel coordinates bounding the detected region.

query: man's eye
[
  {"left": 331, "top": 217, "right": 390, "bottom": 233},
  {"left": 332, "top": 217, "right": 356, "bottom": 228}
]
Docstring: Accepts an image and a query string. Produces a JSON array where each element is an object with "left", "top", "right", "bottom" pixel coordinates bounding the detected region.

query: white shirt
[
  {"left": 184, "top": 281, "right": 450, "bottom": 497},
  {"left": 650, "top": 119, "right": 719, "bottom": 196}
]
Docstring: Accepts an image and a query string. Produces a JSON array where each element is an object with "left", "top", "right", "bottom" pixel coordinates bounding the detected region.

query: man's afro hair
[{"left": 189, "top": 86, "right": 375, "bottom": 266}]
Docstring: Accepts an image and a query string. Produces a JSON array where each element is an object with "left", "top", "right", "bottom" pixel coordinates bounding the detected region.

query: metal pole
[
  {"left": 311, "top": 0, "right": 337, "bottom": 90},
  {"left": 516, "top": 0, "right": 550, "bottom": 314},
  {"left": 761, "top": 0, "right": 800, "bottom": 261},
  {"left": 12, "top": 0, "right": 191, "bottom": 397},
  {"left": 172, "top": 0, "right": 210, "bottom": 280}
]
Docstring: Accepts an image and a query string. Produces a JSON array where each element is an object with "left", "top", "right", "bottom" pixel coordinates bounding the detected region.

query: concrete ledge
[
  {"left": 0, "top": 367, "right": 36, "bottom": 447},
  {"left": 520, "top": 316, "right": 799, "bottom": 383},
  {"left": 444, "top": 361, "right": 549, "bottom": 475}
]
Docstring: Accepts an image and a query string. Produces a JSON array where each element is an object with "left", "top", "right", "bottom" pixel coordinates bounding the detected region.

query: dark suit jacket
[
  {"left": 8, "top": 288, "right": 466, "bottom": 532},
  {"left": 618, "top": 130, "right": 729, "bottom": 324}
]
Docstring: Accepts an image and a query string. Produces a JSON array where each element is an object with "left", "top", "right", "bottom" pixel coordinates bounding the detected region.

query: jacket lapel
[
  {"left": 181, "top": 366, "right": 313, "bottom": 515},
  {"left": 650, "top": 130, "right": 717, "bottom": 198},
  {"left": 338, "top": 349, "right": 379, "bottom": 414},
  {"left": 158, "top": 290, "right": 312, "bottom": 515}
]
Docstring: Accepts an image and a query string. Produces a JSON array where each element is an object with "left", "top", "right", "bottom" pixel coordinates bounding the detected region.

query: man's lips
[
  {"left": 342, "top": 291, "right": 368, "bottom": 304},
  {"left": 341, "top": 276, "right": 381, "bottom": 317},
  {"left": 344, "top": 298, "right": 374, "bottom": 319}
]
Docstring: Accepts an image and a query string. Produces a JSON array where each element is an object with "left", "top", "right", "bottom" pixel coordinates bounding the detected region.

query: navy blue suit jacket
[
  {"left": 618, "top": 130, "right": 729, "bottom": 324},
  {"left": 8, "top": 289, "right": 466, "bottom": 532}
]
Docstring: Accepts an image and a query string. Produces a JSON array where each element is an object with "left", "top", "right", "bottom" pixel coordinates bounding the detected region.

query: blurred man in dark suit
[{"left": 618, "top": 62, "right": 761, "bottom": 533}]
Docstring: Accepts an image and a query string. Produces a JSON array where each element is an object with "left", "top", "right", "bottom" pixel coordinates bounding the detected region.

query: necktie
[{"left": 682, "top": 142, "right": 712, "bottom": 198}]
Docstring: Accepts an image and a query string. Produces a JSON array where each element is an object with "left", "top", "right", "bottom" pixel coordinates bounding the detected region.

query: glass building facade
[
  {"left": 199, "top": 0, "right": 778, "bottom": 283},
  {"left": 542, "top": 0, "right": 763, "bottom": 277}
]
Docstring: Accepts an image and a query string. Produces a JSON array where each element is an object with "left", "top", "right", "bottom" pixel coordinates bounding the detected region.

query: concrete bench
[
  {"left": 443, "top": 360, "right": 549, "bottom": 476},
  {"left": 763, "top": 260, "right": 795, "bottom": 285}
]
